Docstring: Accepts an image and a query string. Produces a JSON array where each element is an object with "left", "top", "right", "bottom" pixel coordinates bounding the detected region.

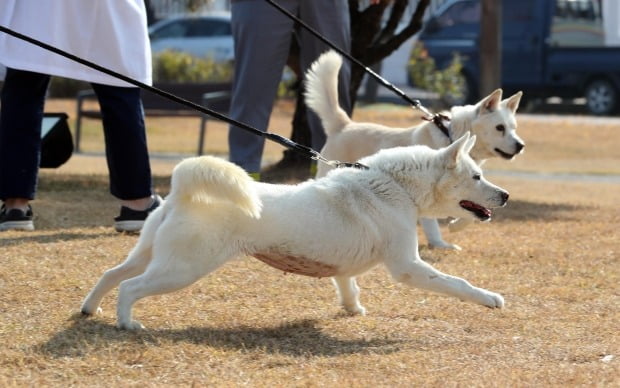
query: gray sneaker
[{"left": 0, "top": 205, "right": 34, "bottom": 231}]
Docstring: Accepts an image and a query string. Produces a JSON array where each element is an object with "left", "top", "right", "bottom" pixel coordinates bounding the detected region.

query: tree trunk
[{"left": 479, "top": 0, "right": 502, "bottom": 96}]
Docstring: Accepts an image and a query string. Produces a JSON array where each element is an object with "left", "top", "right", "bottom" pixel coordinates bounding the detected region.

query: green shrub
[
  {"left": 152, "top": 50, "right": 233, "bottom": 83},
  {"left": 45, "top": 51, "right": 234, "bottom": 97},
  {"left": 407, "top": 41, "right": 464, "bottom": 99},
  {"left": 277, "top": 66, "right": 298, "bottom": 99}
]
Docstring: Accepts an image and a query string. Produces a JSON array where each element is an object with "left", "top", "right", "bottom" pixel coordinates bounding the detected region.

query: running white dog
[
  {"left": 306, "top": 50, "right": 524, "bottom": 250},
  {"left": 81, "top": 133, "right": 508, "bottom": 330}
]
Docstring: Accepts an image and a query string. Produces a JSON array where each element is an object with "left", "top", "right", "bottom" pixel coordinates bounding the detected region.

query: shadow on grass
[
  {"left": 0, "top": 231, "right": 114, "bottom": 246},
  {"left": 38, "top": 173, "right": 110, "bottom": 192},
  {"left": 38, "top": 173, "right": 171, "bottom": 192},
  {"left": 37, "top": 315, "right": 401, "bottom": 358},
  {"left": 491, "top": 199, "right": 591, "bottom": 222}
]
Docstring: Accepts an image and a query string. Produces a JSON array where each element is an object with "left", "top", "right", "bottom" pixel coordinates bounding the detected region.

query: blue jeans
[{"left": 0, "top": 68, "right": 152, "bottom": 201}]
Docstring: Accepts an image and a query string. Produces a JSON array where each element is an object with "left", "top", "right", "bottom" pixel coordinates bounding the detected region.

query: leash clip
[
  {"left": 422, "top": 113, "right": 452, "bottom": 143},
  {"left": 326, "top": 160, "right": 369, "bottom": 170}
]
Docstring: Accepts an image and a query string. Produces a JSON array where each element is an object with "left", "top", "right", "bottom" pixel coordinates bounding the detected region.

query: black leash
[
  {"left": 422, "top": 113, "right": 452, "bottom": 142},
  {"left": 264, "top": 0, "right": 453, "bottom": 141},
  {"left": 0, "top": 25, "right": 368, "bottom": 170}
]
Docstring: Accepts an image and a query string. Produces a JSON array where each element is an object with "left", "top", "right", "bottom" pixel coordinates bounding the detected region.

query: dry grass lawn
[{"left": 1, "top": 99, "right": 619, "bottom": 386}]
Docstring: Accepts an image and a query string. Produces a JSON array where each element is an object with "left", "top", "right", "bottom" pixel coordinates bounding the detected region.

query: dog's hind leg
[
  {"left": 332, "top": 276, "right": 366, "bottom": 315},
  {"left": 421, "top": 218, "right": 461, "bottom": 250},
  {"left": 81, "top": 206, "right": 164, "bottom": 316},
  {"left": 116, "top": 244, "right": 234, "bottom": 330},
  {"left": 81, "top": 245, "right": 153, "bottom": 316},
  {"left": 386, "top": 258, "right": 504, "bottom": 309}
]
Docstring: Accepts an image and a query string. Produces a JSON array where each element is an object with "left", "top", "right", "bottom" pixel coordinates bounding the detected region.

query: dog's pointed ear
[
  {"left": 444, "top": 132, "right": 471, "bottom": 168},
  {"left": 477, "top": 88, "right": 503, "bottom": 114},
  {"left": 502, "top": 91, "right": 523, "bottom": 113}
]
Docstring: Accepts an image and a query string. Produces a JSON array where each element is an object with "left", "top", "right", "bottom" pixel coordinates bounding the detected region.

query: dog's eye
[
  {"left": 496, "top": 124, "right": 505, "bottom": 133},
  {"left": 473, "top": 173, "right": 481, "bottom": 181}
]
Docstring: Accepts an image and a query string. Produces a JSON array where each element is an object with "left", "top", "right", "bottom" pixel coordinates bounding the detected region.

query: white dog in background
[
  {"left": 81, "top": 133, "right": 508, "bottom": 330},
  {"left": 306, "top": 50, "right": 524, "bottom": 250}
]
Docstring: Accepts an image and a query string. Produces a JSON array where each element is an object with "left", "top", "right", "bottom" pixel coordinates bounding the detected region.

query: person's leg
[
  {"left": 299, "top": 0, "right": 352, "bottom": 152},
  {"left": 92, "top": 83, "right": 153, "bottom": 203},
  {"left": 0, "top": 68, "right": 49, "bottom": 231},
  {"left": 92, "top": 83, "right": 157, "bottom": 232},
  {"left": 228, "top": 0, "right": 297, "bottom": 174},
  {"left": 0, "top": 68, "right": 50, "bottom": 204}
]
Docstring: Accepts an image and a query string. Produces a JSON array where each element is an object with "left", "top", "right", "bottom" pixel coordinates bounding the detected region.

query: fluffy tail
[
  {"left": 169, "top": 156, "right": 262, "bottom": 218},
  {"left": 304, "top": 50, "right": 352, "bottom": 136}
]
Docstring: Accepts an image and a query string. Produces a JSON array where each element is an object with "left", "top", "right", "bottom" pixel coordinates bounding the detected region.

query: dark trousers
[
  {"left": 0, "top": 68, "right": 152, "bottom": 201},
  {"left": 228, "top": 0, "right": 351, "bottom": 173}
]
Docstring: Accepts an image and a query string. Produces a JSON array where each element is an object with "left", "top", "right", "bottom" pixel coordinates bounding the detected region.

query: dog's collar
[{"left": 423, "top": 113, "right": 452, "bottom": 143}]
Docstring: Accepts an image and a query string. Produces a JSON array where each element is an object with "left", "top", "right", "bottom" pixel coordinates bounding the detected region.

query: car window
[
  {"left": 550, "top": 0, "right": 603, "bottom": 46},
  {"left": 187, "top": 19, "right": 231, "bottom": 37},
  {"left": 436, "top": 1, "right": 480, "bottom": 28},
  {"left": 151, "top": 20, "right": 190, "bottom": 40}
]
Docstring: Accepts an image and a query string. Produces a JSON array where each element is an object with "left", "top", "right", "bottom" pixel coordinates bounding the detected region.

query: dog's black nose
[
  {"left": 500, "top": 191, "right": 509, "bottom": 204},
  {"left": 515, "top": 142, "right": 525, "bottom": 154}
]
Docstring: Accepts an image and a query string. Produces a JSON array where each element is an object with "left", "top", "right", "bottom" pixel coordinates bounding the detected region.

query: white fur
[
  {"left": 306, "top": 50, "right": 524, "bottom": 250},
  {"left": 81, "top": 134, "right": 508, "bottom": 330}
]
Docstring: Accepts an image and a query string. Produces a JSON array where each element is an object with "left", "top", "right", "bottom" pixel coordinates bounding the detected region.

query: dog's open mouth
[
  {"left": 494, "top": 148, "right": 517, "bottom": 160},
  {"left": 459, "top": 200, "right": 492, "bottom": 221}
]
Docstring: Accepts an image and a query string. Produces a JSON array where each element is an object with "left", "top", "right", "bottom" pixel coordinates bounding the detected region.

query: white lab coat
[{"left": 0, "top": 0, "right": 152, "bottom": 86}]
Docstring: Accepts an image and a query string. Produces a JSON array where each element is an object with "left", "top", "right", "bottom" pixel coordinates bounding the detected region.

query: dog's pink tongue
[{"left": 460, "top": 200, "right": 491, "bottom": 217}]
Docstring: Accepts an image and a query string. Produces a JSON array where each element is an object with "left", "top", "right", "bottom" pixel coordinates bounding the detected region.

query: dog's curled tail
[
  {"left": 304, "top": 50, "right": 351, "bottom": 136},
  {"left": 169, "top": 156, "right": 262, "bottom": 218}
]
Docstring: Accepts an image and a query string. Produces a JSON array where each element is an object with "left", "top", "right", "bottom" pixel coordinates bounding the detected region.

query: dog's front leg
[
  {"left": 420, "top": 218, "right": 461, "bottom": 250},
  {"left": 332, "top": 276, "right": 366, "bottom": 315},
  {"left": 386, "top": 258, "right": 504, "bottom": 308}
]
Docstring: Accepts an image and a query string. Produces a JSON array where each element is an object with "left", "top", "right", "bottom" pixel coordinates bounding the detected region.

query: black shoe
[
  {"left": 114, "top": 195, "right": 162, "bottom": 233},
  {"left": 0, "top": 205, "right": 34, "bottom": 231}
]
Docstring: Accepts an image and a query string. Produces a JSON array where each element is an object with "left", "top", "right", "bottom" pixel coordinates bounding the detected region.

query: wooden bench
[{"left": 74, "top": 82, "right": 231, "bottom": 155}]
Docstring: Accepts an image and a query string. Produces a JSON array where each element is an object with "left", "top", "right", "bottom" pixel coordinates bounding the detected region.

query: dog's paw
[
  {"left": 118, "top": 320, "right": 146, "bottom": 331},
  {"left": 428, "top": 240, "right": 462, "bottom": 251},
  {"left": 80, "top": 306, "right": 102, "bottom": 316},
  {"left": 477, "top": 290, "right": 505, "bottom": 309},
  {"left": 343, "top": 304, "right": 367, "bottom": 316}
]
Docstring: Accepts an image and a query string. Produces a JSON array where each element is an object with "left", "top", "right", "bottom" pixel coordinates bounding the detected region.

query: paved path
[{"left": 486, "top": 170, "right": 620, "bottom": 184}]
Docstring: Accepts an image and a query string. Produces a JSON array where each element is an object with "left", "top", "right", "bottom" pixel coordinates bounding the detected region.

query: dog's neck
[
  {"left": 448, "top": 106, "right": 474, "bottom": 140},
  {"left": 448, "top": 105, "right": 490, "bottom": 164},
  {"left": 373, "top": 158, "right": 439, "bottom": 217}
]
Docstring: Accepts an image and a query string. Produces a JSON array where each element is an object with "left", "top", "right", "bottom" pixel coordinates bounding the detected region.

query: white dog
[
  {"left": 81, "top": 133, "right": 508, "bottom": 330},
  {"left": 306, "top": 50, "right": 524, "bottom": 250}
]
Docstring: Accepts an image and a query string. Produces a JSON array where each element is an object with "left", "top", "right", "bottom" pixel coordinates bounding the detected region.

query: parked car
[
  {"left": 148, "top": 12, "right": 234, "bottom": 63},
  {"left": 419, "top": 0, "right": 620, "bottom": 115}
]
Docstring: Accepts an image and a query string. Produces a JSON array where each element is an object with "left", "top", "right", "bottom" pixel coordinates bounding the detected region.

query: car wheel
[{"left": 585, "top": 79, "right": 617, "bottom": 115}]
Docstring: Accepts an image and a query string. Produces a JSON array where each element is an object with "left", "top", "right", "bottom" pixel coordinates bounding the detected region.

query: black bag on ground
[{"left": 40, "top": 112, "right": 73, "bottom": 168}]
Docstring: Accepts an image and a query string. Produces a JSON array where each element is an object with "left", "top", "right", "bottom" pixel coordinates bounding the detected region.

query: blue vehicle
[{"left": 419, "top": 0, "right": 620, "bottom": 115}]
